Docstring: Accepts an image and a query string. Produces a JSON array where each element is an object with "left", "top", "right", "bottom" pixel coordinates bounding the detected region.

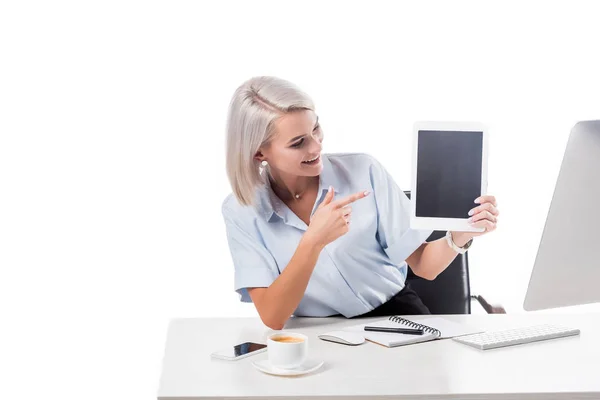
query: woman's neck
[{"left": 268, "top": 170, "right": 319, "bottom": 202}]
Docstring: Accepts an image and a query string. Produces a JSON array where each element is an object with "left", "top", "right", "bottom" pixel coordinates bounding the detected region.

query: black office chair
[{"left": 404, "top": 191, "right": 505, "bottom": 314}]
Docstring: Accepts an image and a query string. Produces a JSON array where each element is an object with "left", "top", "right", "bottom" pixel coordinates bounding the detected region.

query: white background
[{"left": 1, "top": 1, "right": 600, "bottom": 399}]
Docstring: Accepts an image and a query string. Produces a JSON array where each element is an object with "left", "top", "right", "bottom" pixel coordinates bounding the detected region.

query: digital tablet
[{"left": 410, "top": 121, "right": 488, "bottom": 232}]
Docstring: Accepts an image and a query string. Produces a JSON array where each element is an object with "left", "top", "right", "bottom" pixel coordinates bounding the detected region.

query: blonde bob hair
[{"left": 225, "top": 76, "right": 315, "bottom": 206}]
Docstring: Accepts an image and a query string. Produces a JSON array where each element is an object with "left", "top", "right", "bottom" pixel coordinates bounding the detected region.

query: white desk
[{"left": 158, "top": 313, "right": 600, "bottom": 399}]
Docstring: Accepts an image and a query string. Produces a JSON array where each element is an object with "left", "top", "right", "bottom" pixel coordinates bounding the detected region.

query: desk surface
[{"left": 158, "top": 313, "right": 600, "bottom": 400}]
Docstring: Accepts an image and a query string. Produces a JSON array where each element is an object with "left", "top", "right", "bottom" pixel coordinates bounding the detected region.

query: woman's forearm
[
  {"left": 250, "top": 234, "right": 323, "bottom": 330},
  {"left": 410, "top": 233, "right": 472, "bottom": 280}
]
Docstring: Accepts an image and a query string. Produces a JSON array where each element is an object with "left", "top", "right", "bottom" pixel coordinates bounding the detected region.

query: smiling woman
[
  {"left": 221, "top": 76, "right": 499, "bottom": 330},
  {"left": 225, "top": 77, "right": 324, "bottom": 207}
]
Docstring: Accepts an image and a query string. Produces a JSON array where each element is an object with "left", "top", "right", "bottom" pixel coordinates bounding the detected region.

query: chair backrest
[{"left": 404, "top": 191, "right": 472, "bottom": 314}]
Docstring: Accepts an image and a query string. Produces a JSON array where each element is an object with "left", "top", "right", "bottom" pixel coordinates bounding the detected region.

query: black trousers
[{"left": 353, "top": 284, "right": 431, "bottom": 318}]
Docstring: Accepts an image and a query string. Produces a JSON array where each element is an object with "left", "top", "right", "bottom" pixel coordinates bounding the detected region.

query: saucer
[{"left": 252, "top": 359, "right": 324, "bottom": 376}]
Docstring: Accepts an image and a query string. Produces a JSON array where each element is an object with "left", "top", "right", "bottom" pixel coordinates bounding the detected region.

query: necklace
[
  {"left": 290, "top": 188, "right": 306, "bottom": 200},
  {"left": 291, "top": 184, "right": 311, "bottom": 200},
  {"left": 269, "top": 177, "right": 309, "bottom": 201}
]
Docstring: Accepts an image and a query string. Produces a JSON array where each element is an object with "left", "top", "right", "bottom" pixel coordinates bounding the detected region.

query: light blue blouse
[{"left": 221, "top": 153, "right": 432, "bottom": 317}]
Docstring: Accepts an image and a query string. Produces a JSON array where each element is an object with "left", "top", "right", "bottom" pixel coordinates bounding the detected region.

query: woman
[{"left": 222, "top": 76, "right": 499, "bottom": 330}]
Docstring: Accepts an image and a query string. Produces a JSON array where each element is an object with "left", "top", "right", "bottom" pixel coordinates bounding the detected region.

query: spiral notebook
[{"left": 343, "top": 316, "right": 484, "bottom": 347}]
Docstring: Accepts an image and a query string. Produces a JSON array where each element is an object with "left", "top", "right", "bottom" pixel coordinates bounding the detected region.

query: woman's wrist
[
  {"left": 449, "top": 231, "right": 473, "bottom": 248},
  {"left": 301, "top": 231, "right": 325, "bottom": 253}
]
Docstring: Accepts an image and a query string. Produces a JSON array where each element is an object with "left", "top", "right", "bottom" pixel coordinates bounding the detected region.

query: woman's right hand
[{"left": 305, "top": 186, "right": 370, "bottom": 248}]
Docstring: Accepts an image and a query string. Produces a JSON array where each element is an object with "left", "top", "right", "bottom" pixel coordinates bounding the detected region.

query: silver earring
[{"left": 261, "top": 160, "right": 268, "bottom": 167}]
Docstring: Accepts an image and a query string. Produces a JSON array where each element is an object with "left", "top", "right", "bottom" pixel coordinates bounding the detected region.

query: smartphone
[{"left": 210, "top": 342, "right": 267, "bottom": 361}]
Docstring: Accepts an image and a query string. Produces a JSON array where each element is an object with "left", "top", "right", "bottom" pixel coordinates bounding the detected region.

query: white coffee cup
[{"left": 267, "top": 332, "right": 308, "bottom": 369}]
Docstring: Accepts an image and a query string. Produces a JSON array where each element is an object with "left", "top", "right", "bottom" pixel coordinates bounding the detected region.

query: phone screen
[
  {"left": 234, "top": 342, "right": 266, "bottom": 356},
  {"left": 216, "top": 342, "right": 267, "bottom": 358}
]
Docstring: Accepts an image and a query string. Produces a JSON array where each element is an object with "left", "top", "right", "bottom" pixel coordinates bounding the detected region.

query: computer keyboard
[{"left": 452, "top": 324, "right": 580, "bottom": 350}]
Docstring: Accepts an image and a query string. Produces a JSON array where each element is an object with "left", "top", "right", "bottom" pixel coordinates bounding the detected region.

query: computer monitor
[{"left": 523, "top": 120, "right": 600, "bottom": 311}]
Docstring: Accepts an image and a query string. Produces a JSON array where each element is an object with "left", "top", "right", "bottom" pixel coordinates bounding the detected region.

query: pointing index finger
[{"left": 333, "top": 190, "right": 370, "bottom": 208}]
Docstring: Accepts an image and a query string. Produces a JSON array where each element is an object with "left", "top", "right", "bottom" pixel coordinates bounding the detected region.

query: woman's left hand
[{"left": 451, "top": 195, "right": 499, "bottom": 245}]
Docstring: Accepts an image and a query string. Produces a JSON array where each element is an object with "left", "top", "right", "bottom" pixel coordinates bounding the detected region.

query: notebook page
[
  {"left": 398, "top": 316, "right": 484, "bottom": 339},
  {"left": 343, "top": 319, "right": 438, "bottom": 347}
]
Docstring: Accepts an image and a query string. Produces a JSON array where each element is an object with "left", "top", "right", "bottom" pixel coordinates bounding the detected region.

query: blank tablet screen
[{"left": 416, "top": 130, "right": 483, "bottom": 218}]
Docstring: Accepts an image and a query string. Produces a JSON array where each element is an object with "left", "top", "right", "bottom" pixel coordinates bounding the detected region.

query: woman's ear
[{"left": 254, "top": 150, "right": 265, "bottom": 162}]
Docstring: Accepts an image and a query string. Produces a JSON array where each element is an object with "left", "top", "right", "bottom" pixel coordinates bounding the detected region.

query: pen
[{"left": 364, "top": 326, "right": 424, "bottom": 335}]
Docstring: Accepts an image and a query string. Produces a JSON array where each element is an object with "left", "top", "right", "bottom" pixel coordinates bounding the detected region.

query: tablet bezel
[{"left": 410, "top": 121, "right": 488, "bottom": 233}]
